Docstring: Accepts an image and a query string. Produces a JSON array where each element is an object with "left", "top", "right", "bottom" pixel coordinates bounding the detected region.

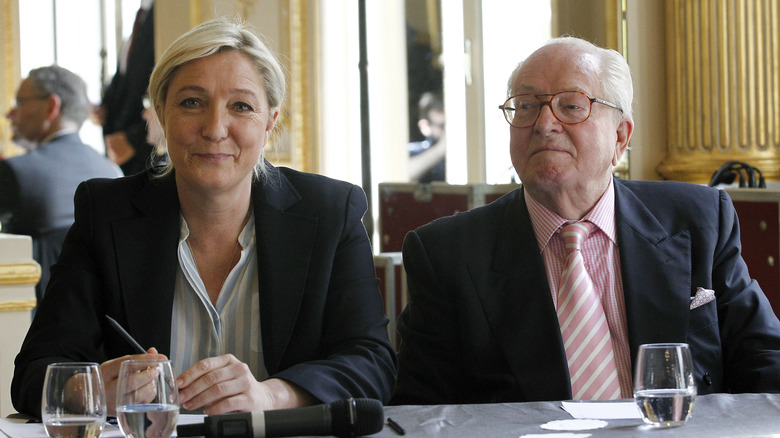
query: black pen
[
  {"left": 105, "top": 315, "right": 146, "bottom": 354},
  {"left": 387, "top": 417, "right": 406, "bottom": 435}
]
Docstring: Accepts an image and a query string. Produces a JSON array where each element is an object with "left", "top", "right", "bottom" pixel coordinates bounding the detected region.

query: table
[{"left": 372, "top": 393, "right": 780, "bottom": 437}]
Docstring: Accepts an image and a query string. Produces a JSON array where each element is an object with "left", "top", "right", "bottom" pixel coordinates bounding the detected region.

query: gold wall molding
[
  {"left": 287, "top": 0, "right": 318, "bottom": 173},
  {"left": 659, "top": 0, "right": 780, "bottom": 183},
  {"left": 0, "top": 261, "right": 41, "bottom": 286},
  {"left": 1, "top": 0, "right": 21, "bottom": 158},
  {"left": 0, "top": 300, "right": 36, "bottom": 312}
]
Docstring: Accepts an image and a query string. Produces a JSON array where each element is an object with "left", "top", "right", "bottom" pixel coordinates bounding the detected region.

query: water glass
[
  {"left": 42, "top": 362, "right": 107, "bottom": 438},
  {"left": 116, "top": 359, "right": 179, "bottom": 438},
  {"left": 634, "top": 343, "right": 696, "bottom": 427}
]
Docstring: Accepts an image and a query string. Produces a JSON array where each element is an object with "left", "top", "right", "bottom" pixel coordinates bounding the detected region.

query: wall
[{"left": 625, "top": 1, "right": 667, "bottom": 181}]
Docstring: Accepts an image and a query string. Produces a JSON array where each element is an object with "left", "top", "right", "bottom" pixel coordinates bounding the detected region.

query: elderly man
[
  {"left": 392, "top": 37, "right": 780, "bottom": 405},
  {"left": 2, "top": 65, "right": 122, "bottom": 302}
]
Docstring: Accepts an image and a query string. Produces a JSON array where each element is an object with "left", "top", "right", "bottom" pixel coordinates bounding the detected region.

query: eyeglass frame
[
  {"left": 498, "top": 90, "right": 623, "bottom": 128},
  {"left": 14, "top": 94, "right": 50, "bottom": 108}
]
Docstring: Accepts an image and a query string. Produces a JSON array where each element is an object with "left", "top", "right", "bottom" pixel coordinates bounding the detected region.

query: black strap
[{"left": 708, "top": 161, "right": 766, "bottom": 188}]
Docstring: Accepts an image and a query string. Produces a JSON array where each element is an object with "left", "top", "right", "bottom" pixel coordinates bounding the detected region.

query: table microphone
[{"left": 176, "top": 398, "right": 384, "bottom": 438}]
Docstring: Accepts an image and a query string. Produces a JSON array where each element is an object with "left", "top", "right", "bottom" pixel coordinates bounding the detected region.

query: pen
[
  {"left": 105, "top": 315, "right": 147, "bottom": 354},
  {"left": 387, "top": 417, "right": 406, "bottom": 435}
]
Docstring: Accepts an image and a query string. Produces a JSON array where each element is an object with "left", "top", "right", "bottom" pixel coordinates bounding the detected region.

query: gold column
[{"left": 658, "top": 0, "right": 780, "bottom": 183}]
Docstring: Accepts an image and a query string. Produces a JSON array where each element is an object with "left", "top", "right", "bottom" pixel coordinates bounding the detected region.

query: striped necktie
[{"left": 557, "top": 221, "right": 621, "bottom": 400}]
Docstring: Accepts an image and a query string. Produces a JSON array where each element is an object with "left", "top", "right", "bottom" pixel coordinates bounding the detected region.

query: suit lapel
[
  {"left": 253, "top": 169, "right": 318, "bottom": 373},
  {"left": 614, "top": 180, "right": 692, "bottom": 366},
  {"left": 472, "top": 188, "right": 572, "bottom": 400},
  {"left": 113, "top": 175, "right": 180, "bottom": 355}
]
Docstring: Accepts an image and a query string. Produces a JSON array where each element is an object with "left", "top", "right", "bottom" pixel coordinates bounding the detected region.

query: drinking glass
[
  {"left": 634, "top": 343, "right": 696, "bottom": 427},
  {"left": 116, "top": 359, "right": 179, "bottom": 438},
  {"left": 42, "top": 362, "right": 107, "bottom": 438}
]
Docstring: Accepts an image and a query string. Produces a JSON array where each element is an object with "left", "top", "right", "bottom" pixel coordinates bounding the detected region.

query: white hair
[{"left": 506, "top": 36, "right": 633, "bottom": 121}]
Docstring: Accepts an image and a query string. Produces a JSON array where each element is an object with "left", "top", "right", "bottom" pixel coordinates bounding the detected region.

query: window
[{"left": 18, "top": 0, "right": 141, "bottom": 155}]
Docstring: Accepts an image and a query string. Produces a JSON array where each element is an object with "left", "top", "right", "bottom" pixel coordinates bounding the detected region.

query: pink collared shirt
[{"left": 525, "top": 180, "right": 633, "bottom": 398}]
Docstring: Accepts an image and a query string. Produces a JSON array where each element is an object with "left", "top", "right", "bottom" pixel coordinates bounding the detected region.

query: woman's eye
[
  {"left": 233, "top": 102, "right": 254, "bottom": 112},
  {"left": 180, "top": 97, "right": 200, "bottom": 108}
]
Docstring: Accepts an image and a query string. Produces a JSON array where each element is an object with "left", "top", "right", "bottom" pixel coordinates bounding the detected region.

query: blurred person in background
[
  {"left": 408, "top": 91, "right": 445, "bottom": 182},
  {"left": 1, "top": 65, "right": 122, "bottom": 303},
  {"left": 99, "top": 0, "right": 156, "bottom": 175}
]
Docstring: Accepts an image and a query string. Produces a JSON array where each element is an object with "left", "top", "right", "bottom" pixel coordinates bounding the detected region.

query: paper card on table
[{"left": 561, "top": 401, "right": 642, "bottom": 420}]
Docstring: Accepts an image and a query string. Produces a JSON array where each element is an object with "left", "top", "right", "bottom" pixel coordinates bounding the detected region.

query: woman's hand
[
  {"left": 101, "top": 348, "right": 167, "bottom": 416},
  {"left": 176, "top": 354, "right": 315, "bottom": 415}
]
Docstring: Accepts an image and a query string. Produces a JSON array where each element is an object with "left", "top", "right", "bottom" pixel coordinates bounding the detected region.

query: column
[{"left": 657, "top": 0, "right": 780, "bottom": 183}]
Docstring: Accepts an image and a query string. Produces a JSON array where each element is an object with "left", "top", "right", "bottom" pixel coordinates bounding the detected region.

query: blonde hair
[{"left": 148, "top": 17, "right": 286, "bottom": 178}]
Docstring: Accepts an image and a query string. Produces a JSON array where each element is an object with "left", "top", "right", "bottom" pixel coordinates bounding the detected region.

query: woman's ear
[{"left": 267, "top": 108, "right": 279, "bottom": 132}]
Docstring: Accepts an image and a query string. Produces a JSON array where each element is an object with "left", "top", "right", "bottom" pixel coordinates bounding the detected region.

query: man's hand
[
  {"left": 176, "top": 354, "right": 315, "bottom": 415},
  {"left": 104, "top": 132, "right": 136, "bottom": 165}
]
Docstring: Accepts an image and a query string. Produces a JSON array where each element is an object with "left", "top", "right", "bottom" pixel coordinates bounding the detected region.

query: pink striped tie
[{"left": 557, "top": 221, "right": 621, "bottom": 400}]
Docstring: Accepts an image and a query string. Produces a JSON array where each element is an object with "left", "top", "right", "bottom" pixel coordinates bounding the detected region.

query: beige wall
[{"left": 625, "top": 1, "right": 667, "bottom": 181}]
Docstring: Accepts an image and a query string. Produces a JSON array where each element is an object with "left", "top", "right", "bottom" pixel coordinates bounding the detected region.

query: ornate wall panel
[
  {"left": 0, "top": 0, "right": 22, "bottom": 159},
  {"left": 658, "top": 0, "right": 780, "bottom": 183}
]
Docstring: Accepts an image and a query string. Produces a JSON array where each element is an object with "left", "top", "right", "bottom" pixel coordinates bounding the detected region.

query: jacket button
[{"left": 703, "top": 373, "right": 713, "bottom": 386}]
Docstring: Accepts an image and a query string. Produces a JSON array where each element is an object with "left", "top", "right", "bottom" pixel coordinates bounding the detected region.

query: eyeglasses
[
  {"left": 14, "top": 95, "right": 49, "bottom": 107},
  {"left": 498, "top": 91, "right": 622, "bottom": 128}
]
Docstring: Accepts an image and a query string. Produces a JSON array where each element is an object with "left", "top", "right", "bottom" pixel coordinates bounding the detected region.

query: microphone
[{"left": 176, "top": 398, "right": 384, "bottom": 438}]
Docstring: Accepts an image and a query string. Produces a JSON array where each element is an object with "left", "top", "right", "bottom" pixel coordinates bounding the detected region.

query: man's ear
[
  {"left": 44, "top": 94, "right": 62, "bottom": 122},
  {"left": 612, "top": 117, "right": 634, "bottom": 166}
]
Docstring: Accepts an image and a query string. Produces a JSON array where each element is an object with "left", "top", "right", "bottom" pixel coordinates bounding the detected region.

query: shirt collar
[
  {"left": 40, "top": 129, "right": 77, "bottom": 145},
  {"left": 525, "top": 178, "right": 617, "bottom": 252},
  {"left": 179, "top": 209, "right": 255, "bottom": 248}
]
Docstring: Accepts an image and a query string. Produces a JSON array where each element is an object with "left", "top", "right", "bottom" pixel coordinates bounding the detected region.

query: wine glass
[
  {"left": 116, "top": 359, "right": 179, "bottom": 438},
  {"left": 634, "top": 343, "right": 696, "bottom": 427},
  {"left": 42, "top": 362, "right": 107, "bottom": 438}
]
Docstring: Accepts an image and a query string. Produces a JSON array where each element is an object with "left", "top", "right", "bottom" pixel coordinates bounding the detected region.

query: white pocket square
[{"left": 690, "top": 287, "right": 716, "bottom": 309}]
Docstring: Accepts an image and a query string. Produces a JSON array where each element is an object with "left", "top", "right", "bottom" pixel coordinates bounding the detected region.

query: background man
[
  {"left": 2, "top": 65, "right": 122, "bottom": 302},
  {"left": 408, "top": 92, "right": 446, "bottom": 182},
  {"left": 99, "top": 0, "right": 155, "bottom": 175},
  {"left": 393, "top": 37, "right": 780, "bottom": 405}
]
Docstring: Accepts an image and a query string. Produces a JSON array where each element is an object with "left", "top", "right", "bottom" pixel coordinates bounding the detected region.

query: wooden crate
[
  {"left": 378, "top": 182, "right": 520, "bottom": 252},
  {"left": 725, "top": 188, "right": 780, "bottom": 319}
]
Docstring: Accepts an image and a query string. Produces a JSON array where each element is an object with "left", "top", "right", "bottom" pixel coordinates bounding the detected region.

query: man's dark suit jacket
[
  {"left": 11, "top": 164, "right": 397, "bottom": 417},
  {"left": 393, "top": 178, "right": 780, "bottom": 405},
  {"left": 101, "top": 4, "right": 155, "bottom": 175},
  {"left": 0, "top": 133, "right": 121, "bottom": 301}
]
